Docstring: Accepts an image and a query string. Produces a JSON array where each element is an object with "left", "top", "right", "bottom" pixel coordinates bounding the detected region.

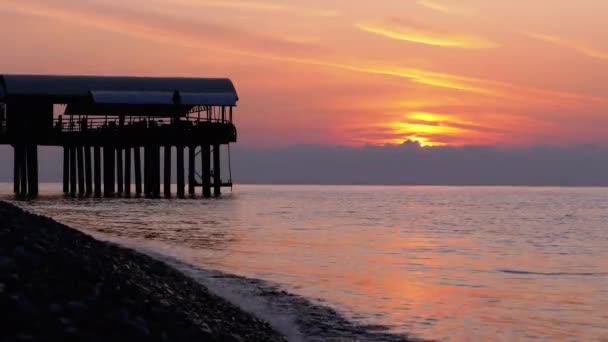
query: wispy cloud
[
  {"left": 0, "top": 0, "right": 323, "bottom": 58},
  {"left": 170, "top": 0, "right": 339, "bottom": 17},
  {"left": 356, "top": 19, "right": 498, "bottom": 49},
  {"left": 527, "top": 32, "right": 608, "bottom": 61},
  {"left": 2, "top": 0, "right": 605, "bottom": 110},
  {"left": 417, "top": 0, "right": 473, "bottom": 15}
]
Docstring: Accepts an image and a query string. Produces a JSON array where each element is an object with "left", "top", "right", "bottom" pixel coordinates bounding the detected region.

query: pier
[{"left": 0, "top": 74, "right": 238, "bottom": 198}]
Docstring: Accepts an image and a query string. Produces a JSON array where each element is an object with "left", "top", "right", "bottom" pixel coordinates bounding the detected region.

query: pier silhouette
[{"left": 0, "top": 74, "right": 238, "bottom": 198}]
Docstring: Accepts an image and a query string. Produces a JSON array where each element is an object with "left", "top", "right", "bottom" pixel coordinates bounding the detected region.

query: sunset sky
[{"left": 1, "top": 0, "right": 607, "bottom": 147}]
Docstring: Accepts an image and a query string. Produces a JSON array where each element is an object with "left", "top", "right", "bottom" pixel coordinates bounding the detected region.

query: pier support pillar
[
  {"left": 77, "top": 146, "right": 85, "bottom": 196},
  {"left": 164, "top": 146, "right": 172, "bottom": 198},
  {"left": 63, "top": 147, "right": 69, "bottom": 194},
  {"left": 13, "top": 145, "right": 28, "bottom": 197},
  {"left": 153, "top": 145, "right": 161, "bottom": 198},
  {"left": 143, "top": 146, "right": 149, "bottom": 197},
  {"left": 213, "top": 144, "right": 221, "bottom": 197},
  {"left": 176, "top": 145, "right": 185, "bottom": 198},
  {"left": 70, "top": 146, "right": 77, "bottom": 197},
  {"left": 188, "top": 146, "right": 195, "bottom": 196},
  {"left": 94, "top": 146, "right": 101, "bottom": 197},
  {"left": 116, "top": 148, "right": 124, "bottom": 195},
  {"left": 14, "top": 146, "right": 20, "bottom": 195},
  {"left": 26, "top": 144, "right": 38, "bottom": 197},
  {"left": 134, "top": 147, "right": 142, "bottom": 196},
  {"left": 125, "top": 147, "right": 131, "bottom": 196},
  {"left": 201, "top": 144, "right": 211, "bottom": 198},
  {"left": 85, "top": 146, "right": 92, "bottom": 196},
  {"left": 103, "top": 146, "right": 115, "bottom": 197}
]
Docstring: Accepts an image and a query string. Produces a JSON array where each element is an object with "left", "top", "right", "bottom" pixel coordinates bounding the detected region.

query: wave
[
  {"left": 125, "top": 246, "right": 421, "bottom": 342},
  {"left": 497, "top": 269, "right": 608, "bottom": 277}
]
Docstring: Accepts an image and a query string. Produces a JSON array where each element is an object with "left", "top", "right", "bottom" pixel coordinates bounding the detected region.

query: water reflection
[{"left": 5, "top": 184, "right": 608, "bottom": 341}]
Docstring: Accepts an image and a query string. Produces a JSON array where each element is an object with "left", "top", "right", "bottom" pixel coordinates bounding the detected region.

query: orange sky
[{"left": 1, "top": 0, "right": 607, "bottom": 147}]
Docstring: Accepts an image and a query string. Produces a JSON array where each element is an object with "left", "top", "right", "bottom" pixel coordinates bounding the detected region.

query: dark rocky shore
[{"left": 0, "top": 201, "right": 285, "bottom": 342}]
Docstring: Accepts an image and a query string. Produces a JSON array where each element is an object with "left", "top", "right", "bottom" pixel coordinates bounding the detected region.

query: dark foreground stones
[{"left": 0, "top": 201, "right": 286, "bottom": 342}]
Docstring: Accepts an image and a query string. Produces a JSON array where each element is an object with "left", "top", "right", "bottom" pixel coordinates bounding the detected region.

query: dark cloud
[{"left": 1, "top": 144, "right": 608, "bottom": 186}]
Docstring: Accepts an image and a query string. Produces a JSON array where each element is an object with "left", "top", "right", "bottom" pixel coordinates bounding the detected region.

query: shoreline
[
  {"left": 0, "top": 201, "right": 284, "bottom": 341},
  {"left": 1, "top": 200, "right": 418, "bottom": 341}
]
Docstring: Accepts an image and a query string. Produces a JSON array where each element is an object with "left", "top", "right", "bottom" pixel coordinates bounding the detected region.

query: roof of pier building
[{"left": 0, "top": 74, "right": 238, "bottom": 116}]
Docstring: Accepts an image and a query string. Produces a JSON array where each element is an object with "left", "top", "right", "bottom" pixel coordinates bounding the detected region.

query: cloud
[
  {"left": 227, "top": 144, "right": 608, "bottom": 186},
  {"left": 527, "top": 32, "right": 608, "bottom": 61},
  {"left": 169, "top": 0, "right": 339, "bottom": 17},
  {"left": 2, "top": 0, "right": 605, "bottom": 111},
  {"left": 0, "top": 0, "right": 323, "bottom": 59},
  {"left": 417, "top": 0, "right": 474, "bottom": 15},
  {"left": 357, "top": 19, "right": 498, "bottom": 49}
]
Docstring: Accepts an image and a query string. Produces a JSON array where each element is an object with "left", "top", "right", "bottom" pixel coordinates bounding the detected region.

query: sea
[{"left": 3, "top": 184, "right": 608, "bottom": 341}]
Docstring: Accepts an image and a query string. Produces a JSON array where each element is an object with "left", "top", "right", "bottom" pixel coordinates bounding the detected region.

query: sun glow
[{"left": 386, "top": 112, "right": 467, "bottom": 147}]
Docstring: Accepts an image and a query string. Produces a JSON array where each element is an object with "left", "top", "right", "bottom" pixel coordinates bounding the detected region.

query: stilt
[
  {"left": 13, "top": 145, "right": 24, "bottom": 196},
  {"left": 77, "top": 146, "right": 85, "bottom": 196},
  {"left": 104, "top": 146, "right": 115, "bottom": 197},
  {"left": 13, "top": 146, "right": 19, "bottom": 195},
  {"left": 26, "top": 144, "right": 38, "bottom": 197},
  {"left": 124, "top": 147, "right": 131, "bottom": 196},
  {"left": 154, "top": 145, "right": 162, "bottom": 197},
  {"left": 94, "top": 146, "right": 101, "bottom": 197},
  {"left": 176, "top": 145, "right": 185, "bottom": 198},
  {"left": 143, "top": 146, "right": 149, "bottom": 197},
  {"left": 134, "top": 147, "right": 142, "bottom": 196},
  {"left": 70, "top": 146, "right": 77, "bottom": 197},
  {"left": 107, "top": 146, "right": 115, "bottom": 196},
  {"left": 213, "top": 144, "right": 221, "bottom": 197},
  {"left": 103, "top": 146, "right": 109, "bottom": 197},
  {"left": 19, "top": 145, "right": 28, "bottom": 198},
  {"left": 202, "top": 144, "right": 211, "bottom": 198},
  {"left": 85, "top": 146, "right": 92, "bottom": 196},
  {"left": 164, "top": 145, "right": 171, "bottom": 197},
  {"left": 188, "top": 146, "right": 195, "bottom": 196},
  {"left": 153, "top": 145, "right": 161, "bottom": 197},
  {"left": 116, "top": 147, "right": 123, "bottom": 194},
  {"left": 63, "top": 147, "right": 69, "bottom": 194}
]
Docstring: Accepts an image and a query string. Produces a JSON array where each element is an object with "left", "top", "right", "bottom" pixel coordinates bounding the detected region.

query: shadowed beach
[{"left": 0, "top": 201, "right": 285, "bottom": 341}]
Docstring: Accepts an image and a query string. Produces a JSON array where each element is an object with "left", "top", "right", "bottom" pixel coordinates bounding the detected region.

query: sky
[{"left": 1, "top": 0, "right": 608, "bottom": 148}]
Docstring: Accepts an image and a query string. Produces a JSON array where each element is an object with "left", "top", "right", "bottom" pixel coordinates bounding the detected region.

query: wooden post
[
  {"left": 19, "top": 145, "right": 28, "bottom": 198},
  {"left": 103, "top": 146, "right": 109, "bottom": 197},
  {"left": 202, "top": 144, "right": 211, "bottom": 198},
  {"left": 164, "top": 145, "right": 171, "bottom": 197},
  {"left": 176, "top": 145, "right": 185, "bottom": 198},
  {"left": 134, "top": 147, "right": 142, "bottom": 196},
  {"left": 108, "top": 146, "right": 115, "bottom": 196},
  {"left": 152, "top": 145, "right": 160, "bottom": 198},
  {"left": 85, "top": 146, "right": 92, "bottom": 196},
  {"left": 143, "top": 146, "right": 149, "bottom": 197},
  {"left": 70, "top": 146, "right": 77, "bottom": 197},
  {"left": 94, "top": 146, "right": 101, "bottom": 197},
  {"left": 63, "top": 146, "right": 69, "bottom": 194},
  {"left": 26, "top": 145, "right": 38, "bottom": 197},
  {"left": 188, "top": 146, "right": 195, "bottom": 196},
  {"left": 104, "top": 146, "right": 115, "bottom": 197},
  {"left": 77, "top": 146, "right": 85, "bottom": 196},
  {"left": 124, "top": 147, "right": 131, "bottom": 196},
  {"left": 13, "top": 146, "right": 19, "bottom": 195},
  {"left": 13, "top": 146, "right": 22, "bottom": 195},
  {"left": 116, "top": 147, "right": 123, "bottom": 194},
  {"left": 213, "top": 144, "right": 221, "bottom": 197}
]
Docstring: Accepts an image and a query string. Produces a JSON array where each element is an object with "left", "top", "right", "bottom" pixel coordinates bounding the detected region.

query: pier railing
[{"left": 53, "top": 114, "right": 233, "bottom": 134}]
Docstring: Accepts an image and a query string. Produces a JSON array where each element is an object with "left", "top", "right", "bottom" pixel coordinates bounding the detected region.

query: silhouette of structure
[{"left": 0, "top": 74, "right": 238, "bottom": 198}]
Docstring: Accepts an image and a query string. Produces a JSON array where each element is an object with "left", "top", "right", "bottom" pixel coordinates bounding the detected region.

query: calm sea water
[{"left": 4, "top": 184, "right": 608, "bottom": 341}]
